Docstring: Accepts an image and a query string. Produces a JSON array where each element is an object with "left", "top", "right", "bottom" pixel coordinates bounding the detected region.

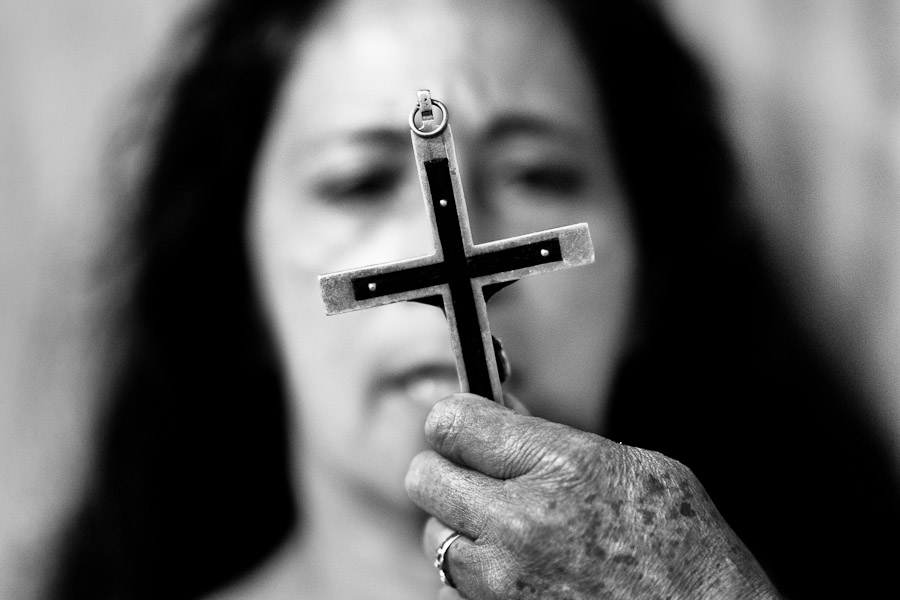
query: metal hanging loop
[{"left": 409, "top": 99, "right": 449, "bottom": 138}]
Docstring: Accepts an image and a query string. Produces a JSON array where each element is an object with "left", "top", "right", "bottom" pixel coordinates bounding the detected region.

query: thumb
[{"left": 425, "top": 394, "right": 560, "bottom": 479}]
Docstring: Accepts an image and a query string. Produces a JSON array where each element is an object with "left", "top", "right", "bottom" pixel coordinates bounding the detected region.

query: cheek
[
  {"left": 492, "top": 201, "right": 638, "bottom": 431},
  {"left": 289, "top": 313, "right": 372, "bottom": 456},
  {"left": 516, "top": 273, "right": 612, "bottom": 422},
  {"left": 246, "top": 197, "right": 362, "bottom": 444},
  {"left": 248, "top": 205, "right": 453, "bottom": 455},
  {"left": 255, "top": 256, "right": 365, "bottom": 415}
]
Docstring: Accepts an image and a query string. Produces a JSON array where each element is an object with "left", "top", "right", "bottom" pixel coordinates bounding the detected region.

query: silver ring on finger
[{"left": 434, "top": 531, "right": 462, "bottom": 588}]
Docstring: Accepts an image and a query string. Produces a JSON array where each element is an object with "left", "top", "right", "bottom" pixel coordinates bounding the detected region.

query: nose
[
  {"left": 467, "top": 199, "right": 501, "bottom": 246},
  {"left": 454, "top": 168, "right": 523, "bottom": 314},
  {"left": 459, "top": 162, "right": 504, "bottom": 247}
]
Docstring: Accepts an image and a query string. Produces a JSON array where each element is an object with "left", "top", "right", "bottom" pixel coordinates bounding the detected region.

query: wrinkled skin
[{"left": 406, "top": 395, "right": 781, "bottom": 600}]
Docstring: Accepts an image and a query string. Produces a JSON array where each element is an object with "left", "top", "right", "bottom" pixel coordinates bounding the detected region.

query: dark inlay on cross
[{"left": 319, "top": 90, "right": 595, "bottom": 405}]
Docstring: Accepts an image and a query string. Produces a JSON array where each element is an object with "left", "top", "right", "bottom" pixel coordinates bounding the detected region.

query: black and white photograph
[{"left": 2, "top": 1, "right": 898, "bottom": 598}]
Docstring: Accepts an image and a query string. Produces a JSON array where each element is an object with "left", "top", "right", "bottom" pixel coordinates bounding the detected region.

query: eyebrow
[
  {"left": 295, "top": 114, "right": 589, "bottom": 163},
  {"left": 480, "top": 113, "right": 588, "bottom": 146},
  {"left": 307, "top": 127, "right": 410, "bottom": 151},
  {"left": 342, "top": 127, "right": 410, "bottom": 146},
  {"left": 291, "top": 126, "right": 410, "bottom": 164}
]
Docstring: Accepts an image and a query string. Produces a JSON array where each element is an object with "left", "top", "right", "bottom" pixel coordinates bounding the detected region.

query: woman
[{"left": 52, "top": 0, "right": 899, "bottom": 598}]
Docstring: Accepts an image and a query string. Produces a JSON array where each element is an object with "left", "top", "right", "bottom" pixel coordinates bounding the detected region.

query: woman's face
[{"left": 247, "top": 0, "right": 637, "bottom": 509}]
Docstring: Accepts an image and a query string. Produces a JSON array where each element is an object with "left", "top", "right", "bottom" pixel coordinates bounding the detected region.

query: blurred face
[{"left": 247, "top": 0, "right": 637, "bottom": 508}]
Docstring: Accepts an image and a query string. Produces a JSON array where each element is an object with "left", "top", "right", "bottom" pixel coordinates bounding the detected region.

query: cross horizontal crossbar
[
  {"left": 319, "top": 223, "right": 592, "bottom": 316},
  {"left": 352, "top": 238, "right": 562, "bottom": 301}
]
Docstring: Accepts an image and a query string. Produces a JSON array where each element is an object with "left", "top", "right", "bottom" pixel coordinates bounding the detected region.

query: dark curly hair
[{"left": 52, "top": 0, "right": 899, "bottom": 598}]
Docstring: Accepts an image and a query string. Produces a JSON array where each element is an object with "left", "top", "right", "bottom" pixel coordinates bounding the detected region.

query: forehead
[{"left": 275, "top": 0, "right": 596, "bottom": 139}]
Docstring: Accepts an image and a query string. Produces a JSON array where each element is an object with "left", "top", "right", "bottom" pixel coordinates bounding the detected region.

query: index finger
[{"left": 425, "top": 393, "right": 562, "bottom": 479}]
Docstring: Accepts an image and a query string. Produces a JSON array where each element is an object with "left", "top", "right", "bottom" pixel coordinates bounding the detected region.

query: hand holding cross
[{"left": 319, "top": 90, "right": 595, "bottom": 405}]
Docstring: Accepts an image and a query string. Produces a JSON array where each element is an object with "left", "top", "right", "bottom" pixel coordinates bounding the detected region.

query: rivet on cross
[{"left": 319, "top": 90, "right": 595, "bottom": 406}]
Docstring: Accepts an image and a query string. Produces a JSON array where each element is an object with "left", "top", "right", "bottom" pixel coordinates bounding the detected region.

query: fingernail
[{"left": 492, "top": 335, "right": 511, "bottom": 383}]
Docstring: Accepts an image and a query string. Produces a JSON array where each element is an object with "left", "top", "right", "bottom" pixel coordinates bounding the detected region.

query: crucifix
[{"left": 319, "top": 90, "right": 595, "bottom": 406}]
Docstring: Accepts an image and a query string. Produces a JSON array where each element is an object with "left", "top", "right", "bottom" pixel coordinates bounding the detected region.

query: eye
[
  {"left": 315, "top": 168, "right": 402, "bottom": 205},
  {"left": 508, "top": 164, "right": 585, "bottom": 197}
]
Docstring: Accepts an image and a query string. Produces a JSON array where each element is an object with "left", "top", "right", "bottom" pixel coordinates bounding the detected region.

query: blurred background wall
[
  {"left": 663, "top": 0, "right": 900, "bottom": 456},
  {"left": 0, "top": 1, "right": 897, "bottom": 598},
  {"left": 0, "top": 1, "right": 199, "bottom": 597}
]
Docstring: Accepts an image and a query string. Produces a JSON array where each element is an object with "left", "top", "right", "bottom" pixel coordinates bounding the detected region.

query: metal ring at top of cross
[{"left": 409, "top": 90, "right": 449, "bottom": 138}]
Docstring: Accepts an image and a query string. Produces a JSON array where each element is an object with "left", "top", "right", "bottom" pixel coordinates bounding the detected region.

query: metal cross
[{"left": 319, "top": 90, "right": 595, "bottom": 406}]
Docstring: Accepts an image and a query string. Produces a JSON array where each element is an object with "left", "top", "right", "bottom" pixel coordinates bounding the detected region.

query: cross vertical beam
[{"left": 424, "top": 156, "right": 496, "bottom": 401}]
